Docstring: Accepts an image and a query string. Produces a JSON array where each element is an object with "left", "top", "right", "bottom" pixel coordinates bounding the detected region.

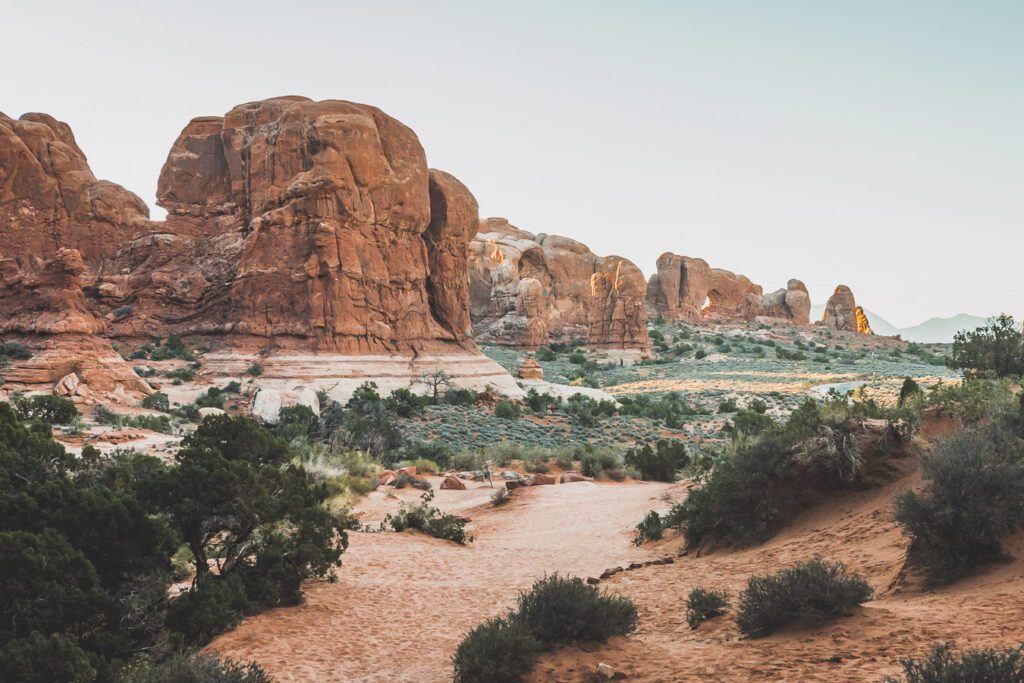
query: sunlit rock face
[
  {"left": 646, "top": 252, "right": 810, "bottom": 325},
  {"left": 821, "top": 285, "right": 873, "bottom": 334},
  {"left": 468, "top": 218, "right": 649, "bottom": 349}
]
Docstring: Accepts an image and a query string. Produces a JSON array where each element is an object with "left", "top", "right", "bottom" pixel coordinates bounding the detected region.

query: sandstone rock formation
[
  {"left": 821, "top": 285, "right": 873, "bottom": 334},
  {"left": 646, "top": 252, "right": 810, "bottom": 325},
  {"left": 0, "top": 97, "right": 516, "bottom": 402},
  {"left": 469, "top": 218, "right": 648, "bottom": 349},
  {"left": 517, "top": 357, "right": 544, "bottom": 380}
]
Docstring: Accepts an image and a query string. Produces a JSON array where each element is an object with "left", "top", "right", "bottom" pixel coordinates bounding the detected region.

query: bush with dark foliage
[
  {"left": 121, "top": 652, "right": 272, "bottom": 683},
  {"left": 884, "top": 642, "right": 1024, "bottom": 683},
  {"left": 624, "top": 439, "right": 689, "bottom": 482},
  {"left": 451, "top": 616, "right": 541, "bottom": 683},
  {"left": 895, "top": 422, "right": 1024, "bottom": 584},
  {"left": 948, "top": 314, "right": 1024, "bottom": 379},
  {"left": 452, "top": 574, "right": 637, "bottom": 682},
  {"left": 736, "top": 559, "right": 871, "bottom": 637},
  {"left": 13, "top": 393, "right": 79, "bottom": 424},
  {"left": 685, "top": 587, "right": 730, "bottom": 628}
]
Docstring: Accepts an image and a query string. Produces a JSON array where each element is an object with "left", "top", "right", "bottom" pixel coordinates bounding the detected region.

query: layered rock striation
[
  {"left": 646, "top": 252, "right": 810, "bottom": 325},
  {"left": 468, "top": 218, "right": 648, "bottom": 349}
]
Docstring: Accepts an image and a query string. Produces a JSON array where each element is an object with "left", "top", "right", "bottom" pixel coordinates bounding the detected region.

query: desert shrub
[
  {"left": 884, "top": 642, "right": 1024, "bottom": 683},
  {"left": 624, "top": 439, "right": 688, "bottom": 482},
  {"left": 514, "top": 574, "right": 637, "bottom": 645},
  {"left": 386, "top": 387, "right": 425, "bottom": 417},
  {"left": 147, "top": 334, "right": 196, "bottom": 362},
  {"left": 717, "top": 398, "right": 738, "bottom": 414},
  {"left": 525, "top": 388, "right": 561, "bottom": 414},
  {"left": 924, "top": 378, "right": 1017, "bottom": 424},
  {"left": 685, "top": 587, "right": 730, "bottom": 628},
  {"left": 113, "top": 305, "right": 134, "bottom": 319},
  {"left": 120, "top": 652, "right": 271, "bottom": 683},
  {"left": 246, "top": 362, "right": 263, "bottom": 376},
  {"left": 148, "top": 415, "right": 349, "bottom": 644},
  {"left": 0, "top": 340, "right": 32, "bottom": 362},
  {"left": 406, "top": 457, "right": 440, "bottom": 474},
  {"left": 443, "top": 388, "right": 479, "bottom": 406},
  {"left": 451, "top": 615, "right": 541, "bottom": 683},
  {"left": 171, "top": 403, "right": 200, "bottom": 422},
  {"left": 13, "top": 394, "right": 79, "bottom": 424},
  {"left": 722, "top": 409, "right": 775, "bottom": 439},
  {"left": 400, "top": 440, "right": 453, "bottom": 470},
  {"left": 694, "top": 348, "right": 708, "bottom": 359},
  {"left": 633, "top": 510, "right": 664, "bottom": 545},
  {"left": 328, "top": 382, "right": 403, "bottom": 458},
  {"left": 895, "top": 422, "right": 1024, "bottom": 583},
  {"left": 899, "top": 377, "right": 922, "bottom": 407},
  {"left": 0, "top": 405, "right": 177, "bottom": 676},
  {"left": 381, "top": 491, "right": 471, "bottom": 544},
  {"left": 535, "top": 347, "right": 557, "bottom": 361},
  {"left": 194, "top": 387, "right": 225, "bottom": 409},
  {"left": 776, "top": 347, "right": 806, "bottom": 361},
  {"left": 735, "top": 559, "right": 871, "bottom": 637},
  {"left": 618, "top": 391, "right": 699, "bottom": 426},
  {"left": 491, "top": 488, "right": 511, "bottom": 507},
  {"left": 568, "top": 350, "right": 587, "bottom": 365},
  {"left": 948, "top": 314, "right": 1024, "bottom": 379},
  {"left": 272, "top": 404, "right": 319, "bottom": 442},
  {"left": 495, "top": 400, "right": 522, "bottom": 420},
  {"left": 579, "top": 449, "right": 622, "bottom": 479},
  {"left": 678, "top": 436, "right": 791, "bottom": 547},
  {"left": 141, "top": 391, "right": 170, "bottom": 412},
  {"left": 163, "top": 367, "right": 195, "bottom": 382},
  {"left": 390, "top": 472, "right": 432, "bottom": 490},
  {"left": 525, "top": 458, "right": 549, "bottom": 474},
  {"left": 564, "top": 393, "right": 616, "bottom": 427}
]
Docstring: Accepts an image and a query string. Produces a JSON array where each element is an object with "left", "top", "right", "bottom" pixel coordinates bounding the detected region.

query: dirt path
[{"left": 209, "top": 477, "right": 676, "bottom": 682}]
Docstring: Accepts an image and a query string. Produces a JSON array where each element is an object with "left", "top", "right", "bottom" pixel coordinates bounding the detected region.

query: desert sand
[{"left": 210, "top": 446, "right": 1024, "bottom": 682}]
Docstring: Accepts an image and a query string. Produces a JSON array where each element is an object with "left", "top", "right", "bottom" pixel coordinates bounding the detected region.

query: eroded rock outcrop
[
  {"left": 1, "top": 98, "right": 512, "bottom": 402},
  {"left": 821, "top": 285, "right": 873, "bottom": 334},
  {"left": 0, "top": 112, "right": 150, "bottom": 264},
  {"left": 468, "top": 218, "right": 648, "bottom": 349},
  {"left": 646, "top": 252, "right": 810, "bottom": 325}
]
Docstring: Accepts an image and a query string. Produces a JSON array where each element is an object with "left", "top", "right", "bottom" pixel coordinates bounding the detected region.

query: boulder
[
  {"left": 251, "top": 388, "right": 283, "bottom": 424},
  {"left": 440, "top": 475, "right": 467, "bottom": 490},
  {"left": 530, "top": 473, "right": 558, "bottom": 486},
  {"left": 198, "top": 407, "right": 226, "bottom": 418},
  {"left": 53, "top": 372, "right": 80, "bottom": 396},
  {"left": 560, "top": 472, "right": 593, "bottom": 483}
]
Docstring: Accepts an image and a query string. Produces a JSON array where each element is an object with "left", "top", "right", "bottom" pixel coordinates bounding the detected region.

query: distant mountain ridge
[{"left": 809, "top": 305, "right": 991, "bottom": 343}]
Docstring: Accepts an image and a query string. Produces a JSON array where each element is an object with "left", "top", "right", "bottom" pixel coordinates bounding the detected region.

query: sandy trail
[{"left": 209, "top": 477, "right": 675, "bottom": 682}]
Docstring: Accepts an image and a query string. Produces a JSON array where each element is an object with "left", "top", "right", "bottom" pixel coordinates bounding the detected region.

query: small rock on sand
[{"left": 440, "top": 475, "right": 466, "bottom": 490}]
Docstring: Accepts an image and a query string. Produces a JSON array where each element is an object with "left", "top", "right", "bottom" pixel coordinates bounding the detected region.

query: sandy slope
[
  {"left": 530, "top": 475, "right": 1024, "bottom": 682},
  {"left": 209, "top": 477, "right": 675, "bottom": 682}
]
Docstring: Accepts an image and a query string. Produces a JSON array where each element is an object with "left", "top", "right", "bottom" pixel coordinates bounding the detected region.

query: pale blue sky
[{"left": 4, "top": 0, "right": 1021, "bottom": 327}]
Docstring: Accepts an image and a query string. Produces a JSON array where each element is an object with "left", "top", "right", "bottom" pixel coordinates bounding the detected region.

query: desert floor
[{"left": 209, "top": 457, "right": 1024, "bottom": 682}]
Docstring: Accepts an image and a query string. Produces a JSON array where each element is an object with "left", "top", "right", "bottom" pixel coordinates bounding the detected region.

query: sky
[{"left": 4, "top": 0, "right": 1021, "bottom": 329}]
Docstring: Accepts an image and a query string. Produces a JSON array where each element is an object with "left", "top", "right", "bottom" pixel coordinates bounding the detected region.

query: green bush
[
  {"left": 452, "top": 615, "right": 541, "bottom": 683},
  {"left": 194, "top": 387, "right": 225, "bottom": 409},
  {"left": 722, "top": 409, "right": 775, "bottom": 439},
  {"left": 735, "top": 559, "right": 871, "bottom": 637},
  {"left": 246, "top": 362, "right": 263, "bottom": 376},
  {"left": 163, "top": 367, "right": 195, "bottom": 382},
  {"left": 381, "top": 491, "right": 471, "bottom": 544},
  {"left": 148, "top": 334, "right": 196, "bottom": 362},
  {"left": 514, "top": 574, "right": 638, "bottom": 645},
  {"left": 624, "top": 439, "right": 688, "bottom": 482},
  {"left": 633, "top": 510, "right": 664, "bottom": 545},
  {"left": 535, "top": 347, "right": 557, "bottom": 361},
  {"left": 13, "top": 394, "right": 79, "bottom": 424},
  {"left": 579, "top": 449, "right": 622, "bottom": 479},
  {"left": 884, "top": 643, "right": 1024, "bottom": 683},
  {"left": 717, "top": 398, "right": 738, "bottom": 414},
  {"left": 948, "top": 314, "right": 1024, "bottom": 379},
  {"left": 564, "top": 393, "right": 616, "bottom": 427},
  {"left": 120, "top": 653, "right": 272, "bottom": 683},
  {"left": 895, "top": 422, "right": 1024, "bottom": 584},
  {"left": 495, "top": 400, "right": 522, "bottom": 420},
  {"left": 0, "top": 341, "right": 32, "bottom": 362},
  {"left": 685, "top": 587, "right": 730, "bottom": 628},
  {"left": 141, "top": 391, "right": 170, "bottom": 412},
  {"left": 525, "top": 388, "right": 561, "bottom": 414},
  {"left": 694, "top": 348, "right": 708, "bottom": 359}
]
